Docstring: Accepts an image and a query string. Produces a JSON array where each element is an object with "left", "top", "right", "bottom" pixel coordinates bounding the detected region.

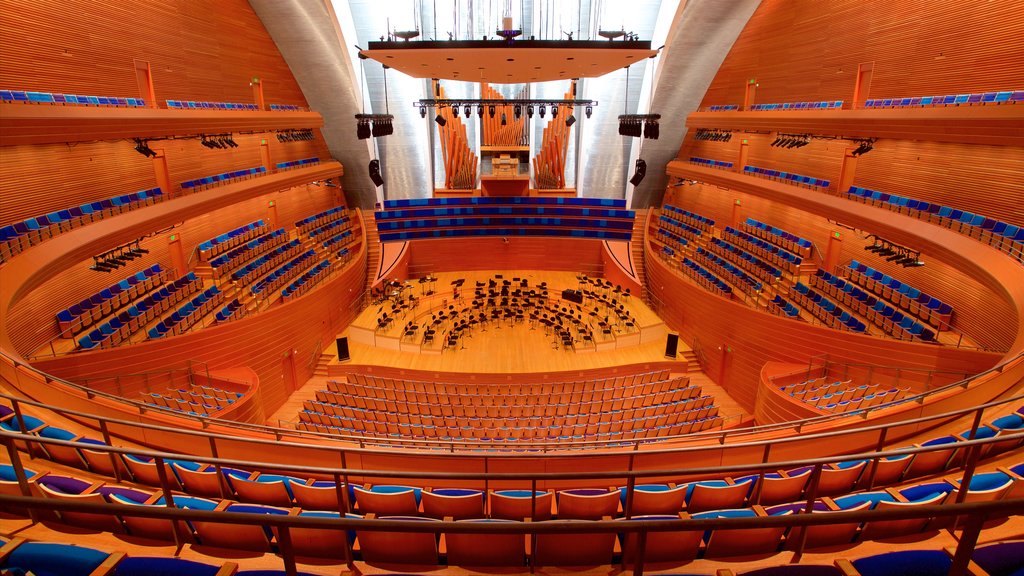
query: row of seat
[
  {"left": 722, "top": 226, "right": 802, "bottom": 273},
  {"left": 658, "top": 214, "right": 704, "bottom": 243},
  {"left": 78, "top": 272, "right": 203, "bottom": 350},
  {"left": 143, "top": 393, "right": 225, "bottom": 416},
  {"left": 281, "top": 258, "right": 331, "bottom": 301},
  {"left": 269, "top": 103, "right": 303, "bottom": 111},
  {"left": 230, "top": 239, "right": 301, "bottom": 283},
  {"left": 56, "top": 264, "right": 167, "bottom": 336},
  {"left": 787, "top": 378, "right": 855, "bottom": 400},
  {"left": 864, "top": 90, "right": 1024, "bottom": 108},
  {"left": 706, "top": 104, "right": 739, "bottom": 111},
  {"left": 308, "top": 214, "right": 351, "bottom": 239},
  {"left": 1, "top": 188, "right": 163, "bottom": 261},
  {"left": 165, "top": 99, "right": 259, "bottom": 110},
  {"left": 769, "top": 294, "right": 800, "bottom": 318},
  {"left": 846, "top": 260, "right": 952, "bottom": 327},
  {"left": 791, "top": 283, "right": 868, "bottom": 333},
  {"left": 147, "top": 285, "right": 223, "bottom": 340},
  {"left": 744, "top": 165, "right": 832, "bottom": 189},
  {"left": 844, "top": 185, "right": 1024, "bottom": 259},
  {"left": 208, "top": 228, "right": 287, "bottom": 278},
  {"left": 376, "top": 215, "right": 634, "bottom": 232},
  {"left": 681, "top": 257, "right": 733, "bottom": 297},
  {"left": 275, "top": 156, "right": 320, "bottom": 170},
  {"left": 749, "top": 100, "right": 844, "bottom": 111},
  {"left": 295, "top": 204, "right": 346, "bottom": 234},
  {"left": 251, "top": 249, "right": 315, "bottom": 297},
  {"left": 197, "top": 220, "right": 267, "bottom": 261},
  {"left": 708, "top": 237, "right": 783, "bottom": 281},
  {"left": 662, "top": 203, "right": 715, "bottom": 230},
  {"left": 181, "top": 166, "right": 267, "bottom": 191},
  {"left": 694, "top": 248, "right": 763, "bottom": 295},
  {"left": 380, "top": 227, "right": 634, "bottom": 242},
  {"left": 383, "top": 196, "right": 628, "bottom": 208},
  {"left": 377, "top": 204, "right": 635, "bottom": 220},
  {"left": 743, "top": 217, "right": 813, "bottom": 257},
  {"left": 689, "top": 156, "right": 734, "bottom": 170},
  {"left": 214, "top": 299, "right": 245, "bottom": 323},
  {"left": 322, "top": 228, "right": 355, "bottom": 251},
  {"left": 809, "top": 272, "right": 935, "bottom": 342},
  {"left": 655, "top": 227, "right": 690, "bottom": 252},
  {"left": 331, "top": 369, "right": 675, "bottom": 396},
  {"left": 1, "top": 89, "right": 146, "bottom": 107}
]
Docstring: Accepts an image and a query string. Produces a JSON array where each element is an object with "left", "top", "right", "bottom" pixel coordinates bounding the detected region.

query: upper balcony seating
[
  {"left": 708, "top": 237, "right": 783, "bottom": 282},
  {"left": 655, "top": 228, "right": 689, "bottom": 253},
  {"left": 197, "top": 220, "right": 267, "bottom": 262},
  {"left": 694, "top": 247, "right": 763, "bottom": 295},
  {"left": 722, "top": 226, "right": 803, "bottom": 274},
  {"left": 276, "top": 157, "right": 320, "bottom": 171},
  {"left": 810, "top": 269, "right": 937, "bottom": 342},
  {"left": 749, "top": 100, "right": 844, "bottom": 111},
  {"left": 662, "top": 204, "right": 715, "bottom": 231},
  {"left": 743, "top": 165, "right": 831, "bottom": 190},
  {"left": 146, "top": 285, "right": 222, "bottom": 340},
  {"left": 181, "top": 166, "right": 266, "bottom": 192},
  {"left": 1, "top": 89, "right": 145, "bottom": 107},
  {"left": 165, "top": 99, "right": 258, "bottom": 110},
  {"left": 143, "top": 384, "right": 238, "bottom": 416},
  {"left": 323, "top": 229, "right": 355, "bottom": 252},
  {"left": 0, "top": 187, "right": 163, "bottom": 262},
  {"left": 295, "top": 205, "right": 347, "bottom": 234},
  {"left": 383, "top": 197, "right": 627, "bottom": 209},
  {"left": 207, "top": 228, "right": 287, "bottom": 279},
  {"left": 845, "top": 261, "right": 952, "bottom": 329},
  {"left": 251, "top": 250, "right": 316, "bottom": 297},
  {"left": 769, "top": 294, "right": 800, "bottom": 319},
  {"left": 230, "top": 239, "right": 302, "bottom": 284},
  {"left": 845, "top": 185, "right": 1024, "bottom": 262},
  {"left": 269, "top": 103, "right": 304, "bottom": 111},
  {"left": 56, "top": 264, "right": 167, "bottom": 337},
  {"left": 281, "top": 258, "right": 331, "bottom": 302},
  {"left": 658, "top": 214, "right": 704, "bottom": 243},
  {"left": 689, "top": 156, "right": 734, "bottom": 170},
  {"left": 213, "top": 298, "right": 244, "bottom": 324},
  {"left": 791, "top": 282, "right": 867, "bottom": 333},
  {"left": 333, "top": 370, "right": 674, "bottom": 396},
  {"left": 864, "top": 90, "right": 1024, "bottom": 108},
  {"left": 308, "top": 215, "right": 352, "bottom": 240},
  {"left": 743, "top": 218, "right": 814, "bottom": 258},
  {"left": 681, "top": 257, "right": 733, "bottom": 297},
  {"left": 76, "top": 272, "right": 202, "bottom": 350},
  {"left": 706, "top": 104, "right": 739, "bottom": 111}
]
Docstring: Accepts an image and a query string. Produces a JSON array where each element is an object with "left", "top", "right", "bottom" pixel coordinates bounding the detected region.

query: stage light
[
  {"left": 565, "top": 114, "right": 576, "bottom": 127},
  {"left": 419, "top": 106, "right": 426, "bottom": 118},
  {"left": 435, "top": 114, "right": 446, "bottom": 126},
  {"left": 538, "top": 105, "right": 545, "bottom": 118},
  {"left": 464, "top": 105, "right": 471, "bottom": 118},
  {"left": 488, "top": 105, "right": 496, "bottom": 118},
  {"left": 514, "top": 104, "right": 522, "bottom": 119},
  {"left": 585, "top": 106, "right": 592, "bottom": 118},
  {"left": 643, "top": 119, "right": 659, "bottom": 139},
  {"left": 477, "top": 105, "right": 484, "bottom": 118},
  {"left": 133, "top": 139, "right": 156, "bottom": 157},
  {"left": 527, "top": 105, "right": 534, "bottom": 117},
  {"left": 501, "top": 112, "right": 507, "bottom": 126},
  {"left": 551, "top": 104, "right": 558, "bottom": 117},
  {"left": 357, "top": 120, "right": 371, "bottom": 139}
]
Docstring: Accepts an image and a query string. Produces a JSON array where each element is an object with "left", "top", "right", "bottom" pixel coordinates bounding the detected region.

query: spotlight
[
  {"left": 477, "top": 105, "right": 484, "bottom": 118},
  {"left": 133, "top": 139, "right": 156, "bottom": 157},
  {"left": 527, "top": 105, "right": 534, "bottom": 118},
  {"left": 551, "top": 104, "right": 558, "bottom": 117},
  {"left": 488, "top": 105, "right": 495, "bottom": 118},
  {"left": 538, "top": 105, "right": 545, "bottom": 118},
  {"left": 357, "top": 120, "right": 371, "bottom": 139},
  {"left": 565, "top": 114, "right": 576, "bottom": 127},
  {"left": 514, "top": 104, "right": 522, "bottom": 119},
  {"left": 435, "top": 114, "right": 447, "bottom": 127},
  {"left": 885, "top": 251, "right": 903, "bottom": 262},
  {"left": 371, "top": 120, "right": 386, "bottom": 137},
  {"left": 419, "top": 106, "right": 426, "bottom": 118},
  {"left": 500, "top": 112, "right": 507, "bottom": 126},
  {"left": 585, "top": 106, "right": 592, "bottom": 118},
  {"left": 643, "top": 120, "right": 659, "bottom": 139},
  {"left": 464, "top": 105, "right": 471, "bottom": 118}
]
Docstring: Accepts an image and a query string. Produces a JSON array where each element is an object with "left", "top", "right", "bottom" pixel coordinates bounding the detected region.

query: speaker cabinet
[
  {"left": 336, "top": 337, "right": 351, "bottom": 362},
  {"left": 629, "top": 158, "right": 647, "bottom": 186},
  {"left": 368, "top": 159, "right": 384, "bottom": 187},
  {"left": 664, "top": 333, "right": 679, "bottom": 359}
]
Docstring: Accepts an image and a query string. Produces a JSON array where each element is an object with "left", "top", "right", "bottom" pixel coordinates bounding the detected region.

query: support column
[
  {"left": 168, "top": 233, "right": 187, "bottom": 276},
  {"left": 853, "top": 62, "right": 874, "bottom": 109}
]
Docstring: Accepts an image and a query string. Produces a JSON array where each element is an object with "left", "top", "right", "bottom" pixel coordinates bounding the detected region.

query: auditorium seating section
[
  {"left": 680, "top": 258, "right": 733, "bottom": 298},
  {"left": 165, "top": 99, "right": 259, "bottom": 110},
  {"left": 1, "top": 89, "right": 145, "bottom": 106},
  {"left": 147, "top": 285, "right": 223, "bottom": 340},
  {"left": 207, "top": 228, "right": 288, "bottom": 279},
  {"left": 791, "top": 282, "right": 868, "bottom": 333},
  {"left": 269, "top": 103, "right": 304, "bottom": 111},
  {"left": 742, "top": 218, "right": 813, "bottom": 258},
  {"left": 281, "top": 258, "right": 332, "bottom": 302},
  {"left": 780, "top": 377, "right": 912, "bottom": 413},
  {"left": 141, "top": 384, "right": 243, "bottom": 417},
  {"left": 749, "top": 100, "right": 844, "bottom": 110},
  {"left": 744, "top": 165, "right": 832, "bottom": 189},
  {"left": 706, "top": 104, "right": 739, "bottom": 111},
  {"left": 689, "top": 156, "right": 734, "bottom": 170},
  {"left": 181, "top": 166, "right": 266, "bottom": 191},
  {"left": 769, "top": 294, "right": 801, "bottom": 319},
  {"left": 864, "top": 90, "right": 1024, "bottom": 108},
  {"left": 375, "top": 197, "right": 635, "bottom": 242},
  {"left": 1, "top": 188, "right": 163, "bottom": 262},
  {"left": 845, "top": 185, "right": 1024, "bottom": 262},
  {"left": 662, "top": 204, "right": 715, "bottom": 232},
  {"left": 56, "top": 264, "right": 168, "bottom": 337},
  {"left": 275, "top": 157, "right": 320, "bottom": 170},
  {"left": 198, "top": 221, "right": 269, "bottom": 262},
  {"left": 722, "top": 226, "right": 803, "bottom": 275},
  {"left": 1, "top": 399, "right": 1022, "bottom": 571},
  {"left": 844, "top": 261, "right": 952, "bottom": 329},
  {"left": 693, "top": 247, "right": 763, "bottom": 296}
]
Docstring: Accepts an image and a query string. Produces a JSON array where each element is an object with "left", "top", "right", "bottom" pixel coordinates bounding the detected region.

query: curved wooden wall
[{"left": 406, "top": 236, "right": 605, "bottom": 275}]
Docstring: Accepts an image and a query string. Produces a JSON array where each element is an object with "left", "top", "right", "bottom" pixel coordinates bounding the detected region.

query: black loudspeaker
[
  {"left": 664, "top": 333, "right": 679, "bottom": 359},
  {"left": 336, "top": 337, "right": 351, "bottom": 362},
  {"left": 368, "top": 159, "right": 384, "bottom": 187},
  {"left": 629, "top": 158, "right": 647, "bottom": 186}
]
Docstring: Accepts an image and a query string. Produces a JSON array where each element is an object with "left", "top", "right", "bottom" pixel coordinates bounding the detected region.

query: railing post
[
  {"left": 153, "top": 455, "right": 184, "bottom": 551},
  {"left": 530, "top": 478, "right": 538, "bottom": 521},
  {"left": 624, "top": 453, "right": 636, "bottom": 520},
  {"left": 631, "top": 528, "right": 647, "bottom": 576},
  {"left": 3, "top": 437, "right": 38, "bottom": 523},
  {"left": 755, "top": 444, "right": 772, "bottom": 505},
  {"left": 791, "top": 462, "right": 823, "bottom": 560},
  {"left": 207, "top": 436, "right": 227, "bottom": 500},
  {"left": 98, "top": 420, "right": 123, "bottom": 483},
  {"left": 277, "top": 524, "right": 298, "bottom": 576},
  {"left": 949, "top": 511, "right": 986, "bottom": 576}
]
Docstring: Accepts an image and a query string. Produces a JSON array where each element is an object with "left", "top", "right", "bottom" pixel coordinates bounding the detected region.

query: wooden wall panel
[
  {"left": 406, "top": 237, "right": 606, "bottom": 276},
  {"left": 0, "top": 0, "right": 308, "bottom": 107},
  {"left": 701, "top": 0, "right": 1024, "bottom": 108}
]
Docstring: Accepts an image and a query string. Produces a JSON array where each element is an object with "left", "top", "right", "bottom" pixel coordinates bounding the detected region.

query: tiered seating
[
  {"left": 680, "top": 257, "right": 732, "bottom": 297},
  {"left": 197, "top": 220, "right": 267, "bottom": 262},
  {"left": 791, "top": 282, "right": 867, "bottom": 333},
  {"left": 662, "top": 204, "right": 715, "bottom": 232},
  {"left": 281, "top": 259, "right": 331, "bottom": 301},
  {"left": 1, "top": 89, "right": 145, "bottom": 106},
  {"left": 654, "top": 228, "right": 689, "bottom": 253},
  {"left": 295, "top": 205, "right": 347, "bottom": 234},
  {"left": 269, "top": 103, "right": 304, "bottom": 111},
  {"left": 864, "top": 90, "right": 1023, "bottom": 108},
  {"left": 743, "top": 218, "right": 813, "bottom": 258},
  {"left": 812, "top": 269, "right": 937, "bottom": 342},
  {"left": 147, "top": 285, "right": 223, "bottom": 339},
  {"left": 706, "top": 104, "right": 739, "bottom": 111},
  {"left": 77, "top": 272, "right": 203, "bottom": 350},
  {"left": 308, "top": 215, "right": 352, "bottom": 240},
  {"left": 707, "top": 237, "right": 783, "bottom": 283},
  {"left": 845, "top": 185, "right": 1024, "bottom": 261},
  {"left": 376, "top": 197, "right": 635, "bottom": 242},
  {"left": 743, "top": 165, "right": 831, "bottom": 189},
  {"left": 769, "top": 294, "right": 800, "bottom": 318},
  {"left": 658, "top": 214, "right": 703, "bottom": 243},
  {"left": 846, "top": 260, "right": 952, "bottom": 328},
  {"left": 56, "top": 264, "right": 168, "bottom": 337},
  {"left": 689, "top": 156, "right": 734, "bottom": 170},
  {"left": 143, "top": 384, "right": 239, "bottom": 416},
  {"left": 180, "top": 166, "right": 266, "bottom": 191},
  {"left": 693, "top": 247, "right": 763, "bottom": 295},
  {"left": 323, "top": 229, "right": 355, "bottom": 251},
  {"left": 206, "top": 228, "right": 287, "bottom": 279},
  {"left": 781, "top": 378, "right": 912, "bottom": 413},
  {"left": 251, "top": 250, "right": 315, "bottom": 297},
  {"left": 213, "top": 299, "right": 244, "bottom": 323},
  {"left": 230, "top": 239, "right": 302, "bottom": 283},
  {"left": 722, "top": 226, "right": 802, "bottom": 275},
  {"left": 276, "top": 157, "right": 320, "bottom": 170},
  {"left": 1, "top": 188, "right": 162, "bottom": 261},
  {"left": 749, "top": 100, "right": 844, "bottom": 110},
  {"left": 165, "top": 99, "right": 259, "bottom": 110}
]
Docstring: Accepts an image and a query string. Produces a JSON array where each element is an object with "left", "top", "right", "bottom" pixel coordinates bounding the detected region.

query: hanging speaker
[
  {"left": 368, "top": 159, "right": 384, "bottom": 187},
  {"left": 336, "top": 337, "right": 351, "bottom": 362},
  {"left": 629, "top": 159, "right": 647, "bottom": 186},
  {"left": 664, "top": 333, "right": 679, "bottom": 359}
]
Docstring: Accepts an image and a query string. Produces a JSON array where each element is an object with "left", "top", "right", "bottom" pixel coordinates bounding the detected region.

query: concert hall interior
[{"left": 1, "top": 1, "right": 1023, "bottom": 575}]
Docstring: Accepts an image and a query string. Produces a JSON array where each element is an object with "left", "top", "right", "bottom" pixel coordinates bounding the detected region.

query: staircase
[
  {"left": 679, "top": 350, "right": 701, "bottom": 373},
  {"left": 313, "top": 350, "right": 334, "bottom": 377},
  {"left": 363, "top": 217, "right": 381, "bottom": 296},
  {"left": 630, "top": 209, "right": 648, "bottom": 297}
]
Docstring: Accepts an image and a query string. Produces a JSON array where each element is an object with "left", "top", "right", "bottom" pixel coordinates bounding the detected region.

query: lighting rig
[
  {"left": 133, "top": 138, "right": 157, "bottom": 157},
  {"left": 354, "top": 115, "right": 394, "bottom": 139},
  {"left": 850, "top": 138, "right": 875, "bottom": 156},
  {"left": 770, "top": 133, "right": 811, "bottom": 148},
  {"left": 618, "top": 114, "right": 660, "bottom": 139},
  {"left": 864, "top": 234, "right": 924, "bottom": 267},
  {"left": 276, "top": 129, "right": 315, "bottom": 142},
  {"left": 695, "top": 128, "right": 732, "bottom": 142},
  {"left": 416, "top": 99, "right": 596, "bottom": 128},
  {"left": 90, "top": 240, "right": 150, "bottom": 273},
  {"left": 200, "top": 134, "right": 239, "bottom": 149}
]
